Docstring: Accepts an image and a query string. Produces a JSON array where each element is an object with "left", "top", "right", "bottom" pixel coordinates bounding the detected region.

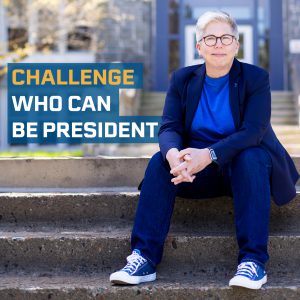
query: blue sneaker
[
  {"left": 109, "top": 249, "right": 156, "bottom": 285},
  {"left": 229, "top": 261, "right": 267, "bottom": 289}
]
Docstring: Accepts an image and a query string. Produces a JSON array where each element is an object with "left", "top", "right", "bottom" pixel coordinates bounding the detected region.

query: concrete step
[
  {"left": 0, "top": 224, "right": 300, "bottom": 274},
  {"left": 271, "top": 110, "right": 298, "bottom": 117},
  {"left": 139, "top": 104, "right": 164, "bottom": 113},
  {"left": 139, "top": 92, "right": 299, "bottom": 125},
  {"left": 273, "top": 125, "right": 300, "bottom": 134},
  {"left": 271, "top": 102, "right": 297, "bottom": 109},
  {"left": 271, "top": 92, "right": 294, "bottom": 103},
  {"left": 0, "top": 192, "right": 300, "bottom": 232},
  {"left": 271, "top": 97, "right": 295, "bottom": 104},
  {"left": 271, "top": 117, "right": 298, "bottom": 125},
  {"left": 0, "top": 157, "right": 299, "bottom": 189},
  {"left": 271, "top": 107, "right": 297, "bottom": 113},
  {"left": 140, "top": 92, "right": 165, "bottom": 103},
  {"left": 0, "top": 272, "right": 300, "bottom": 299},
  {"left": 283, "top": 144, "right": 300, "bottom": 156},
  {"left": 0, "top": 157, "right": 149, "bottom": 188},
  {"left": 140, "top": 99, "right": 164, "bottom": 107},
  {"left": 276, "top": 135, "right": 300, "bottom": 143},
  {"left": 139, "top": 109, "right": 162, "bottom": 116}
]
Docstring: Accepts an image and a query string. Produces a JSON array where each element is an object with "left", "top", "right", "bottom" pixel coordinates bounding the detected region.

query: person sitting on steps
[{"left": 109, "top": 10, "right": 300, "bottom": 290}]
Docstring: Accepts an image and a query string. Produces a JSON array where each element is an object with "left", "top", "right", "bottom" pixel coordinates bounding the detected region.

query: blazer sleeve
[
  {"left": 158, "top": 71, "right": 185, "bottom": 160},
  {"left": 210, "top": 70, "right": 271, "bottom": 166}
]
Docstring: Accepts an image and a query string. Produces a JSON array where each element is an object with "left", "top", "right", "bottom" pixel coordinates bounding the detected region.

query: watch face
[{"left": 209, "top": 149, "right": 217, "bottom": 160}]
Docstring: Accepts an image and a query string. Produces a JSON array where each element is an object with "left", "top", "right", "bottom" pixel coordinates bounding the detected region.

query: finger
[
  {"left": 171, "top": 174, "right": 183, "bottom": 183},
  {"left": 173, "top": 174, "right": 195, "bottom": 185},
  {"left": 173, "top": 176, "right": 189, "bottom": 185},
  {"left": 174, "top": 169, "right": 193, "bottom": 182},
  {"left": 183, "top": 154, "right": 192, "bottom": 161},
  {"left": 172, "top": 172, "right": 190, "bottom": 184},
  {"left": 177, "top": 148, "right": 191, "bottom": 159},
  {"left": 181, "top": 169, "right": 193, "bottom": 182},
  {"left": 186, "top": 166, "right": 194, "bottom": 176},
  {"left": 172, "top": 179, "right": 182, "bottom": 185},
  {"left": 172, "top": 171, "right": 180, "bottom": 177},
  {"left": 170, "top": 161, "right": 187, "bottom": 174},
  {"left": 172, "top": 177, "right": 184, "bottom": 185}
]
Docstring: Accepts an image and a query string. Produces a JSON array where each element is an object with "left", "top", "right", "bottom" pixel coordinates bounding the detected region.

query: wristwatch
[{"left": 208, "top": 147, "right": 218, "bottom": 164}]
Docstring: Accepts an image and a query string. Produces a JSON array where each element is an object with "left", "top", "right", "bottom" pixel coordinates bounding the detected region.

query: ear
[
  {"left": 196, "top": 42, "right": 203, "bottom": 57},
  {"left": 235, "top": 40, "right": 240, "bottom": 55}
]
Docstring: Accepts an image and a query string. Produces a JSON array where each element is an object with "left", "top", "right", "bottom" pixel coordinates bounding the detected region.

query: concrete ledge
[
  {"left": 0, "top": 273, "right": 300, "bottom": 300},
  {"left": 0, "top": 192, "right": 299, "bottom": 232},
  {"left": 0, "top": 226, "right": 300, "bottom": 274},
  {"left": 0, "top": 157, "right": 149, "bottom": 188},
  {"left": 0, "top": 156, "right": 299, "bottom": 188}
]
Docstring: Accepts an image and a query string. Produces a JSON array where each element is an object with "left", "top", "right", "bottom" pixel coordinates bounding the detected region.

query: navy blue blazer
[{"left": 158, "top": 58, "right": 299, "bottom": 206}]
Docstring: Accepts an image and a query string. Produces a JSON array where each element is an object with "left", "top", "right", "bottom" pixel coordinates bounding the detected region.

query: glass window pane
[
  {"left": 258, "top": 37, "right": 269, "bottom": 70},
  {"left": 184, "top": 0, "right": 254, "bottom": 20},
  {"left": 169, "top": 39, "right": 179, "bottom": 76},
  {"left": 169, "top": 0, "right": 179, "bottom": 10},
  {"left": 169, "top": 0, "right": 179, "bottom": 34},
  {"left": 8, "top": 28, "right": 28, "bottom": 51}
]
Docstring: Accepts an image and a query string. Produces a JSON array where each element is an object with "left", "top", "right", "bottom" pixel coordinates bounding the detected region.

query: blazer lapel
[
  {"left": 229, "top": 58, "right": 241, "bottom": 130},
  {"left": 185, "top": 64, "right": 206, "bottom": 132}
]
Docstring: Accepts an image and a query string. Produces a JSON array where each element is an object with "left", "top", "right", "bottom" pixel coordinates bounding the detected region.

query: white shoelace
[
  {"left": 122, "top": 252, "right": 147, "bottom": 273},
  {"left": 235, "top": 262, "right": 258, "bottom": 278}
]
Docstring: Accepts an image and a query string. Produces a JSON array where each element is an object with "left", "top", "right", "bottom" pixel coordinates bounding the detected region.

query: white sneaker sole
[
  {"left": 229, "top": 274, "right": 267, "bottom": 289},
  {"left": 110, "top": 271, "right": 156, "bottom": 285}
]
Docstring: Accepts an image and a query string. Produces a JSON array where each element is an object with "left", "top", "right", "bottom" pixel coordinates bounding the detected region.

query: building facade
[
  {"left": 154, "top": 0, "right": 297, "bottom": 92},
  {"left": 0, "top": 0, "right": 300, "bottom": 150},
  {"left": 0, "top": 0, "right": 153, "bottom": 149}
]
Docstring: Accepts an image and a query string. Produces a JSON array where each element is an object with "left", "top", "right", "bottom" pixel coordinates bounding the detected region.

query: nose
[{"left": 215, "top": 37, "right": 223, "bottom": 47}]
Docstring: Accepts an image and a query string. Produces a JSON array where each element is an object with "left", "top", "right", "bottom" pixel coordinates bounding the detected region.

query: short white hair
[{"left": 195, "top": 11, "right": 239, "bottom": 42}]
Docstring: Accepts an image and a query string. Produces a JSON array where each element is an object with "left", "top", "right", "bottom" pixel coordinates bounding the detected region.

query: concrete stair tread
[
  {"left": 1, "top": 223, "right": 300, "bottom": 276},
  {"left": 0, "top": 271, "right": 299, "bottom": 287},
  {"left": 0, "top": 156, "right": 299, "bottom": 188},
  {"left": 0, "top": 223, "right": 134, "bottom": 238},
  {"left": 0, "top": 189, "right": 299, "bottom": 196},
  {"left": 1, "top": 223, "right": 300, "bottom": 238},
  {"left": 0, "top": 191, "right": 298, "bottom": 205},
  {"left": 0, "top": 272, "right": 300, "bottom": 299},
  {"left": 273, "top": 125, "right": 300, "bottom": 132},
  {"left": 0, "top": 192, "right": 299, "bottom": 232},
  {"left": 0, "top": 187, "right": 139, "bottom": 193}
]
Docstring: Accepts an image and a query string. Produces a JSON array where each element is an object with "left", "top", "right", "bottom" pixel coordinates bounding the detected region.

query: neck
[
  {"left": 205, "top": 59, "right": 234, "bottom": 78},
  {"left": 206, "top": 68, "right": 230, "bottom": 78}
]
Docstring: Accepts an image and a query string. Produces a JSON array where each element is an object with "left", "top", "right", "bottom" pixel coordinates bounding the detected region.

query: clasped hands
[{"left": 166, "top": 147, "right": 212, "bottom": 185}]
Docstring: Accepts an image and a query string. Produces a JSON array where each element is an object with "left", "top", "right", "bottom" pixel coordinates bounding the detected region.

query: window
[
  {"left": 67, "top": 26, "right": 92, "bottom": 51},
  {"left": 169, "top": 0, "right": 179, "bottom": 34},
  {"left": 8, "top": 27, "right": 28, "bottom": 51},
  {"left": 169, "top": 39, "right": 179, "bottom": 76}
]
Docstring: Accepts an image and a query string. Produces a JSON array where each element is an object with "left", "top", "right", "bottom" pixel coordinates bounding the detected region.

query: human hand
[
  {"left": 166, "top": 148, "right": 195, "bottom": 184},
  {"left": 170, "top": 148, "right": 212, "bottom": 184}
]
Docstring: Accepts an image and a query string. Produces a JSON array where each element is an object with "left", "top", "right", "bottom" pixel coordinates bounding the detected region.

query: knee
[
  {"left": 149, "top": 151, "right": 164, "bottom": 165},
  {"left": 147, "top": 151, "right": 169, "bottom": 171},
  {"left": 232, "top": 147, "right": 271, "bottom": 170}
]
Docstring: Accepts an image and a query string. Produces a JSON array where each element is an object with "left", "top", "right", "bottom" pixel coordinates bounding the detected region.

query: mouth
[{"left": 212, "top": 54, "right": 226, "bottom": 57}]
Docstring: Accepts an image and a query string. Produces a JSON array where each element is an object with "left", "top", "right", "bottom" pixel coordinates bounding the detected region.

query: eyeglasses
[{"left": 199, "top": 34, "right": 236, "bottom": 47}]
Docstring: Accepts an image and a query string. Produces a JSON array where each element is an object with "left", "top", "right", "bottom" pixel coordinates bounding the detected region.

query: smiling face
[{"left": 196, "top": 21, "right": 239, "bottom": 77}]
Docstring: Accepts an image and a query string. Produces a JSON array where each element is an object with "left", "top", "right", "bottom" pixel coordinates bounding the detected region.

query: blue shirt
[{"left": 189, "top": 72, "right": 236, "bottom": 148}]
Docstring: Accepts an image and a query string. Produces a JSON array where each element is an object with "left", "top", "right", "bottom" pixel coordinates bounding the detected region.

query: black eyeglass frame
[{"left": 199, "top": 34, "right": 237, "bottom": 47}]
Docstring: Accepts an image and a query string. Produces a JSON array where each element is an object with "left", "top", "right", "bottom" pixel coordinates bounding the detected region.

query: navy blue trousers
[{"left": 131, "top": 146, "right": 273, "bottom": 268}]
